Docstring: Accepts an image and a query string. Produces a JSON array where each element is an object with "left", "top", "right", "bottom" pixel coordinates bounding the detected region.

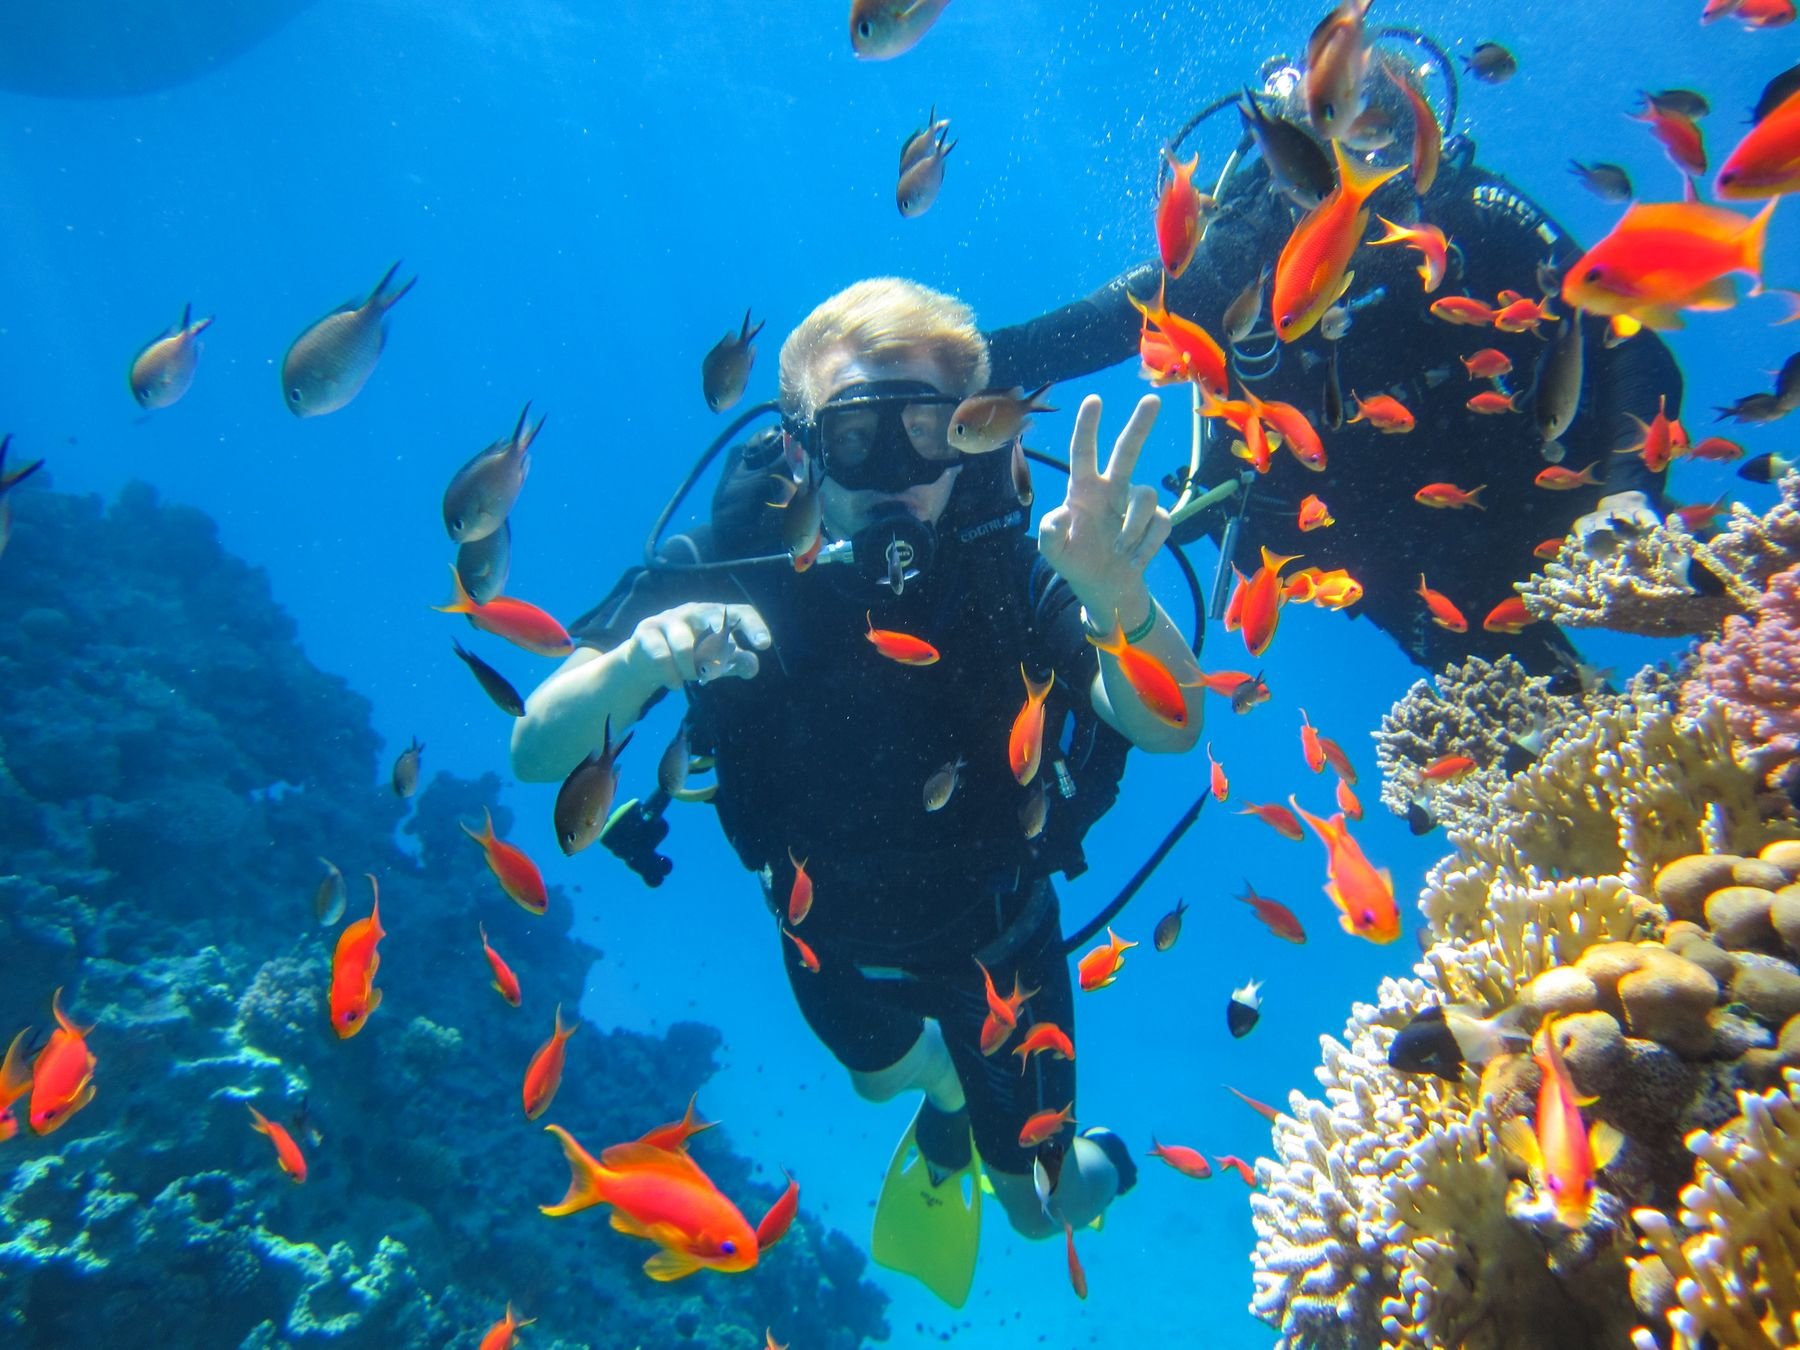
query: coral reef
[
  {"left": 0, "top": 485, "right": 888, "bottom": 1349},
  {"left": 1681, "top": 564, "right": 1800, "bottom": 792},
  {"left": 1252, "top": 553, "right": 1800, "bottom": 1347}
]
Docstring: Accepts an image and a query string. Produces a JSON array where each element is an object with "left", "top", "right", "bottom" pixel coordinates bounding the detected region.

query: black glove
[{"left": 600, "top": 792, "right": 673, "bottom": 887}]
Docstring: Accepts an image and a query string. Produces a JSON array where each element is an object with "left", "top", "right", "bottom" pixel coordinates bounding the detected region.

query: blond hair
[{"left": 778, "top": 278, "right": 990, "bottom": 422}]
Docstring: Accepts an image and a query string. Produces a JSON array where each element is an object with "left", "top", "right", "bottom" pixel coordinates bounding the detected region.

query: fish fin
[
  {"left": 1499, "top": 1115, "right": 1541, "bottom": 1173},
  {"left": 539, "top": 1124, "right": 614, "bottom": 1217},
  {"left": 1590, "top": 1121, "right": 1626, "bottom": 1171},
  {"left": 368, "top": 260, "right": 418, "bottom": 313},
  {"left": 365, "top": 987, "right": 383, "bottom": 1015},
  {"left": 642, "top": 1248, "right": 703, "bottom": 1282},
  {"left": 74, "top": 1082, "right": 96, "bottom": 1112},
  {"left": 1331, "top": 140, "right": 1408, "bottom": 203},
  {"left": 608, "top": 1209, "right": 658, "bottom": 1239},
  {"left": 598, "top": 1140, "right": 711, "bottom": 1184}
]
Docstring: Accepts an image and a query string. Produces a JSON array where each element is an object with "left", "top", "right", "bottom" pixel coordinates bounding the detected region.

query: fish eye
[
  {"left": 857, "top": 19, "right": 872, "bottom": 37},
  {"left": 1583, "top": 267, "right": 1602, "bottom": 283},
  {"left": 720, "top": 1239, "right": 737, "bottom": 1255},
  {"left": 288, "top": 388, "right": 303, "bottom": 403},
  {"left": 1545, "top": 1175, "right": 1562, "bottom": 1193}
]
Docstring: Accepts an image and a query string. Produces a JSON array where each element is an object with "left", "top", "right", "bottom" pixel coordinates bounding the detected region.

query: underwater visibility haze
[{"left": 5, "top": 1, "right": 1800, "bottom": 1347}]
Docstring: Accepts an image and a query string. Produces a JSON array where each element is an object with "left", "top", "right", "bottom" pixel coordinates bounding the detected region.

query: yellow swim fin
[{"left": 872, "top": 1103, "right": 982, "bottom": 1308}]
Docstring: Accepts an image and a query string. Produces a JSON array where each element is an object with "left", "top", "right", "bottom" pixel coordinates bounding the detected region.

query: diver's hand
[
  {"left": 1037, "top": 394, "right": 1170, "bottom": 619},
  {"left": 626, "top": 603, "right": 771, "bottom": 691}
]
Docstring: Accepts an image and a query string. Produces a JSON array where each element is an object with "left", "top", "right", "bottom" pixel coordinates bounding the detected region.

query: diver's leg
[{"left": 848, "top": 1018, "right": 967, "bottom": 1114}]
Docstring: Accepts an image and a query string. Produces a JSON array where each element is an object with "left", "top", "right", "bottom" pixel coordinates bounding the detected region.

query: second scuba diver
[{"left": 512, "top": 278, "right": 1199, "bottom": 1305}]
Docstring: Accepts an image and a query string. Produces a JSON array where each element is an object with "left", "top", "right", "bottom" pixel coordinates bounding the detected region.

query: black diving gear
[{"left": 791, "top": 379, "right": 963, "bottom": 492}]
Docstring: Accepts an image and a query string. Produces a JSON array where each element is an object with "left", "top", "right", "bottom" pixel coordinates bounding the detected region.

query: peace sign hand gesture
[{"left": 1036, "top": 394, "right": 1169, "bottom": 616}]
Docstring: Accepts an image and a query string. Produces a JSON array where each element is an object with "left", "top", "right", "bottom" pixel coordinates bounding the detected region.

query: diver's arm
[
  {"left": 1078, "top": 581, "right": 1201, "bottom": 754},
  {"left": 510, "top": 603, "right": 769, "bottom": 782}
]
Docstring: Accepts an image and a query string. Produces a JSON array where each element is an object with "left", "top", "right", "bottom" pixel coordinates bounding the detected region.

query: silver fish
[
  {"left": 313, "top": 856, "right": 347, "bottom": 926},
  {"left": 392, "top": 735, "right": 425, "bottom": 797},
  {"left": 1304, "top": 0, "right": 1374, "bottom": 141},
  {"left": 1033, "top": 1156, "right": 1055, "bottom": 1219},
  {"left": 923, "top": 756, "right": 966, "bottom": 812},
  {"left": 1567, "top": 160, "right": 1632, "bottom": 204},
  {"left": 443, "top": 404, "right": 543, "bottom": 543},
  {"left": 702, "top": 309, "right": 766, "bottom": 413},
  {"left": 850, "top": 0, "right": 952, "bottom": 60},
  {"left": 281, "top": 261, "right": 416, "bottom": 418},
  {"left": 1019, "top": 782, "right": 1048, "bottom": 839},
  {"left": 897, "top": 123, "right": 956, "bottom": 218},
  {"left": 456, "top": 517, "right": 512, "bottom": 606},
  {"left": 554, "top": 720, "right": 633, "bottom": 856},
  {"left": 771, "top": 473, "right": 823, "bottom": 566},
  {"left": 694, "top": 611, "right": 745, "bottom": 685},
  {"left": 1322, "top": 342, "right": 1345, "bottom": 430},
  {"left": 129, "top": 302, "right": 214, "bottom": 410},
  {"left": 1320, "top": 305, "right": 1352, "bottom": 341},
  {"left": 658, "top": 724, "right": 693, "bottom": 796},
  {"left": 1223, "top": 265, "right": 1271, "bottom": 345},
  {"left": 1011, "top": 438, "right": 1034, "bottom": 507},
  {"left": 1534, "top": 309, "right": 1585, "bottom": 452},
  {"left": 900, "top": 104, "right": 951, "bottom": 175}
]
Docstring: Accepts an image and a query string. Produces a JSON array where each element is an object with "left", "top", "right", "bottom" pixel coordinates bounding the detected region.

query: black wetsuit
[
  {"left": 987, "top": 136, "right": 1683, "bottom": 675},
  {"left": 573, "top": 452, "right": 1131, "bottom": 1174}
]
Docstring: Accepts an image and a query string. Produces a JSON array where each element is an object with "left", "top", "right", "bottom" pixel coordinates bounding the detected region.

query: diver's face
[{"left": 804, "top": 350, "right": 963, "bottom": 538}]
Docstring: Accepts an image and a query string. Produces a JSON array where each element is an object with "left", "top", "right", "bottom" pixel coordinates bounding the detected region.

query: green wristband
[{"left": 1082, "top": 602, "right": 1157, "bottom": 646}]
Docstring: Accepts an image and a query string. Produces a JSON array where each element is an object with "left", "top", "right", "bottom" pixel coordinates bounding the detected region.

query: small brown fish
[
  {"left": 1223, "top": 265, "right": 1271, "bottom": 344},
  {"left": 702, "top": 309, "right": 766, "bottom": 413},
  {"left": 659, "top": 724, "right": 694, "bottom": 797},
  {"left": 281, "top": 261, "right": 416, "bottom": 418},
  {"left": 923, "top": 756, "right": 966, "bottom": 812},
  {"left": 443, "top": 405, "right": 543, "bottom": 544},
  {"left": 456, "top": 518, "right": 512, "bottom": 606},
  {"left": 313, "top": 856, "right": 347, "bottom": 926},
  {"left": 554, "top": 720, "right": 634, "bottom": 856},
  {"left": 1462, "top": 42, "right": 1516, "bottom": 84},
  {"left": 897, "top": 120, "right": 956, "bottom": 218},
  {"left": 1534, "top": 309, "right": 1586, "bottom": 451},
  {"left": 392, "top": 736, "right": 425, "bottom": 797},
  {"left": 1019, "top": 781, "right": 1048, "bottom": 839},
  {"left": 1304, "top": 0, "right": 1375, "bottom": 140},
  {"left": 850, "top": 0, "right": 952, "bottom": 59},
  {"left": 129, "top": 302, "right": 214, "bottom": 410},
  {"left": 770, "top": 473, "right": 824, "bottom": 569},
  {"left": 452, "top": 639, "right": 526, "bottom": 717},
  {"left": 949, "top": 385, "right": 1055, "bottom": 455},
  {"left": 1011, "top": 438, "right": 1034, "bottom": 506},
  {"left": 1568, "top": 161, "right": 1633, "bottom": 204},
  {"left": 1153, "top": 898, "right": 1189, "bottom": 952}
]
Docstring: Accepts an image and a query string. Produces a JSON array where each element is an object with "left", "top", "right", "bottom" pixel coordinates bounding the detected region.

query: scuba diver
[
  {"left": 987, "top": 47, "right": 1683, "bottom": 677},
  {"left": 510, "top": 278, "right": 1200, "bottom": 1305}
]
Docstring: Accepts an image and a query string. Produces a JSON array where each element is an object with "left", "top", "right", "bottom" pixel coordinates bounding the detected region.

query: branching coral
[
  {"left": 1681, "top": 565, "right": 1800, "bottom": 791},
  {"left": 1518, "top": 522, "right": 1736, "bottom": 637},
  {"left": 1694, "top": 472, "right": 1800, "bottom": 609}
]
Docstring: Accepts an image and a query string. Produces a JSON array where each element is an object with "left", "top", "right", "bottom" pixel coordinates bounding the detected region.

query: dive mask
[{"left": 790, "top": 379, "right": 962, "bottom": 493}]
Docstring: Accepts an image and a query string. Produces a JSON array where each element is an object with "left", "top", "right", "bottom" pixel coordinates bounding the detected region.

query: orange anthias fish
[
  {"left": 0, "top": 1028, "right": 32, "bottom": 1142},
  {"left": 1632, "top": 101, "right": 1707, "bottom": 177},
  {"left": 1561, "top": 199, "right": 1779, "bottom": 329},
  {"left": 479, "top": 922, "right": 523, "bottom": 1007},
  {"left": 1307, "top": 570, "right": 1364, "bottom": 611},
  {"left": 478, "top": 1303, "right": 537, "bottom": 1350},
  {"left": 1386, "top": 61, "right": 1441, "bottom": 196},
  {"left": 1416, "top": 574, "right": 1469, "bottom": 632},
  {"left": 1085, "top": 613, "right": 1194, "bottom": 728},
  {"left": 1273, "top": 141, "right": 1407, "bottom": 342},
  {"left": 247, "top": 1104, "right": 308, "bottom": 1184},
  {"left": 1336, "top": 777, "right": 1364, "bottom": 819},
  {"left": 1420, "top": 754, "right": 1477, "bottom": 782},
  {"left": 1012, "top": 1022, "right": 1075, "bottom": 1073},
  {"left": 434, "top": 565, "right": 574, "bottom": 658},
  {"left": 1670, "top": 495, "right": 1733, "bottom": 533},
  {"left": 1348, "top": 392, "right": 1415, "bottom": 432},
  {"left": 27, "top": 989, "right": 96, "bottom": 1136},
  {"left": 1466, "top": 390, "right": 1519, "bottom": 415},
  {"left": 1499, "top": 1016, "right": 1626, "bottom": 1231},
  {"left": 1414, "top": 482, "right": 1486, "bottom": 510},
  {"left": 523, "top": 1003, "right": 579, "bottom": 1120},
  {"left": 1207, "top": 742, "right": 1230, "bottom": 801},
  {"left": 1240, "top": 547, "right": 1299, "bottom": 659},
  {"left": 1534, "top": 536, "right": 1567, "bottom": 560},
  {"left": 1129, "top": 278, "right": 1229, "bottom": 393},
  {"left": 329, "top": 878, "right": 387, "bottom": 1040},
  {"left": 1297, "top": 494, "right": 1334, "bottom": 531},
  {"left": 865, "top": 610, "right": 940, "bottom": 666},
  {"left": 1289, "top": 798, "right": 1402, "bottom": 944},
  {"left": 1063, "top": 1218, "right": 1089, "bottom": 1300},
  {"left": 755, "top": 1170, "right": 800, "bottom": 1251},
  {"left": 1318, "top": 735, "right": 1357, "bottom": 784},
  {"left": 637, "top": 1094, "right": 717, "bottom": 1153},
  {"left": 1623, "top": 394, "right": 1679, "bottom": 472},
  {"left": 1077, "top": 927, "right": 1138, "bottom": 992},
  {"left": 463, "top": 807, "right": 549, "bottom": 916},
  {"left": 1197, "top": 669, "right": 1256, "bottom": 698},
  {"left": 1157, "top": 149, "right": 1207, "bottom": 278},
  {"left": 1716, "top": 86, "right": 1800, "bottom": 200},
  {"left": 1430, "top": 295, "right": 1499, "bottom": 325},
  {"left": 1257, "top": 395, "right": 1329, "bottom": 472},
  {"left": 783, "top": 926, "right": 821, "bottom": 973},
  {"left": 1687, "top": 435, "right": 1745, "bottom": 462},
  {"left": 1214, "top": 1154, "right": 1257, "bottom": 1186},
  {"left": 540, "top": 1125, "right": 761, "bottom": 1281},
  {"left": 1236, "top": 880, "right": 1306, "bottom": 943},
  {"left": 976, "top": 958, "right": 1038, "bottom": 1056},
  {"left": 1535, "top": 462, "right": 1604, "bottom": 490},
  {"left": 1237, "top": 800, "right": 1305, "bottom": 841},
  {"left": 1370, "top": 216, "right": 1449, "bottom": 292},
  {"left": 1149, "top": 1137, "right": 1213, "bottom": 1179},
  {"left": 1225, "top": 1084, "right": 1281, "bottom": 1122},
  {"left": 1483, "top": 596, "right": 1537, "bottom": 633},
  {"left": 786, "top": 848, "right": 813, "bottom": 926},
  {"left": 1009, "top": 665, "right": 1055, "bottom": 786},
  {"left": 1491, "top": 293, "right": 1558, "bottom": 334},
  {"left": 1298, "top": 708, "right": 1326, "bottom": 773},
  {"left": 1019, "top": 1102, "right": 1075, "bottom": 1148},
  {"left": 1462, "top": 348, "right": 1513, "bottom": 379},
  {"left": 1202, "top": 387, "right": 1275, "bottom": 474}
]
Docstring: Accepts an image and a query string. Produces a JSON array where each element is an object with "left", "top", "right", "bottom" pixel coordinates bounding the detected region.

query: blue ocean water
[{"left": 0, "top": 1, "right": 1792, "bottom": 1345}]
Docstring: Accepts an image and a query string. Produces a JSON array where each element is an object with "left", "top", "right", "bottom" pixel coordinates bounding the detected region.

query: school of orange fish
[{"left": 4, "top": 0, "right": 1799, "bottom": 1336}]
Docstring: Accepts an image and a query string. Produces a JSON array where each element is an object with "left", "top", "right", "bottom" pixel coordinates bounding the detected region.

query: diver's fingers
[
  {"left": 1065, "top": 394, "right": 1103, "bottom": 485},
  {"left": 725, "top": 603, "right": 772, "bottom": 650},
  {"left": 659, "top": 616, "right": 702, "bottom": 683},
  {"left": 630, "top": 619, "right": 691, "bottom": 692},
  {"left": 1100, "top": 394, "right": 1162, "bottom": 490},
  {"left": 1125, "top": 501, "right": 1172, "bottom": 570},
  {"left": 722, "top": 648, "right": 761, "bottom": 681},
  {"left": 1115, "top": 484, "right": 1164, "bottom": 559}
]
